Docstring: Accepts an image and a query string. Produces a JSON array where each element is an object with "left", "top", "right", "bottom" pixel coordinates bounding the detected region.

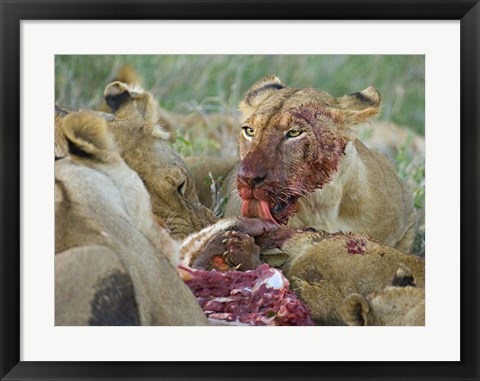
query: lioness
[
  {"left": 55, "top": 112, "right": 207, "bottom": 325},
  {"left": 56, "top": 82, "right": 215, "bottom": 240},
  {"left": 223, "top": 76, "right": 416, "bottom": 253},
  {"left": 102, "top": 81, "right": 215, "bottom": 239}
]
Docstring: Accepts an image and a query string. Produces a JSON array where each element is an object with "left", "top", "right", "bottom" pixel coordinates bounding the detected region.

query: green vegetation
[
  {"left": 55, "top": 55, "right": 424, "bottom": 134},
  {"left": 55, "top": 55, "right": 425, "bottom": 256}
]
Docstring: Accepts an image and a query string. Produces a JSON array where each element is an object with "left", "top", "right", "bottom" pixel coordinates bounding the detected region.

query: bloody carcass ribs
[{"left": 179, "top": 263, "right": 315, "bottom": 326}]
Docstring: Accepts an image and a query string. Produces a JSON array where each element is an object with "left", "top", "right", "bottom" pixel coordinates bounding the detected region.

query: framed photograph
[{"left": 1, "top": 1, "right": 478, "bottom": 380}]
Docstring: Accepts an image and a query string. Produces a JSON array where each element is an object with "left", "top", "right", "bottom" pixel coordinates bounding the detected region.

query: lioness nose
[{"left": 238, "top": 165, "right": 266, "bottom": 189}]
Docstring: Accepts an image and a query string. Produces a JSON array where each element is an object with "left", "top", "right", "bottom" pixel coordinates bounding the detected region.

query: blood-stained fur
[
  {"left": 275, "top": 230, "right": 424, "bottom": 325},
  {"left": 223, "top": 75, "right": 416, "bottom": 253},
  {"left": 187, "top": 223, "right": 424, "bottom": 326}
]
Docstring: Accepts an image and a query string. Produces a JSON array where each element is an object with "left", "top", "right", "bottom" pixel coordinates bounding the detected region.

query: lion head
[
  {"left": 57, "top": 81, "right": 215, "bottom": 240},
  {"left": 102, "top": 81, "right": 215, "bottom": 240},
  {"left": 237, "top": 75, "right": 381, "bottom": 226}
]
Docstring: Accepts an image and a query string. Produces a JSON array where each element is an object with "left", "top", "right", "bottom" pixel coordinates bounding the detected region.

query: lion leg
[
  {"left": 217, "top": 230, "right": 262, "bottom": 271},
  {"left": 181, "top": 218, "right": 277, "bottom": 271},
  {"left": 190, "top": 230, "right": 262, "bottom": 271}
]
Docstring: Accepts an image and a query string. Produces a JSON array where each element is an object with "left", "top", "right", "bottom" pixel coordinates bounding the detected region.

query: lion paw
[
  {"left": 220, "top": 231, "right": 261, "bottom": 271},
  {"left": 191, "top": 230, "right": 261, "bottom": 272}
]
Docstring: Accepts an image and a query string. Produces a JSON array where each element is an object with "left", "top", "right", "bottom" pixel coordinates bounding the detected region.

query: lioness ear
[
  {"left": 334, "top": 86, "right": 381, "bottom": 126},
  {"left": 391, "top": 265, "right": 416, "bottom": 287},
  {"left": 104, "top": 81, "right": 170, "bottom": 141},
  {"left": 104, "top": 81, "right": 134, "bottom": 113},
  {"left": 340, "top": 293, "right": 370, "bottom": 326},
  {"left": 61, "top": 112, "right": 116, "bottom": 161},
  {"left": 239, "top": 75, "right": 285, "bottom": 117}
]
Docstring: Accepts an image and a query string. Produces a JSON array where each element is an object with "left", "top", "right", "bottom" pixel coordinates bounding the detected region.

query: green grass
[
  {"left": 56, "top": 55, "right": 425, "bottom": 134},
  {"left": 55, "top": 55, "right": 425, "bottom": 256}
]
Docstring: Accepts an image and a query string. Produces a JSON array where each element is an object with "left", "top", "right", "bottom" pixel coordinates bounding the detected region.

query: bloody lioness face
[
  {"left": 236, "top": 76, "right": 381, "bottom": 225},
  {"left": 238, "top": 103, "right": 347, "bottom": 225}
]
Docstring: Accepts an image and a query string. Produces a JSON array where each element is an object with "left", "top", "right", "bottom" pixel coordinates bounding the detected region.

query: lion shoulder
[{"left": 55, "top": 111, "right": 207, "bottom": 326}]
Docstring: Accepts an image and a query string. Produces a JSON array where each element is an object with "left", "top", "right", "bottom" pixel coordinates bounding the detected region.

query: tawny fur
[
  {"left": 55, "top": 105, "right": 114, "bottom": 160},
  {"left": 340, "top": 287, "right": 425, "bottom": 326},
  {"left": 97, "top": 65, "right": 177, "bottom": 142},
  {"left": 55, "top": 112, "right": 207, "bottom": 326},
  {"left": 223, "top": 75, "right": 416, "bottom": 253},
  {"left": 264, "top": 229, "right": 424, "bottom": 325},
  {"left": 55, "top": 106, "right": 69, "bottom": 159},
  {"left": 56, "top": 82, "right": 215, "bottom": 240},
  {"left": 103, "top": 81, "right": 215, "bottom": 239}
]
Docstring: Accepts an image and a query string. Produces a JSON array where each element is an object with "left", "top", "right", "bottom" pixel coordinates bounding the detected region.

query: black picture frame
[{"left": 1, "top": 1, "right": 479, "bottom": 380}]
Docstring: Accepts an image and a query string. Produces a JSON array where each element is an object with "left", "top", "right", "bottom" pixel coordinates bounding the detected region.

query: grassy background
[
  {"left": 56, "top": 55, "right": 425, "bottom": 134},
  {"left": 55, "top": 55, "right": 425, "bottom": 256}
]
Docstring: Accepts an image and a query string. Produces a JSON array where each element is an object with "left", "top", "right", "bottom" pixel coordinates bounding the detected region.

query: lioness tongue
[{"left": 241, "top": 199, "right": 280, "bottom": 226}]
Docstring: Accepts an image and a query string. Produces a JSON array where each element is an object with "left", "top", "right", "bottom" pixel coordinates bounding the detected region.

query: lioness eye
[
  {"left": 242, "top": 126, "right": 255, "bottom": 139},
  {"left": 177, "top": 181, "right": 186, "bottom": 196},
  {"left": 286, "top": 130, "right": 303, "bottom": 138}
]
